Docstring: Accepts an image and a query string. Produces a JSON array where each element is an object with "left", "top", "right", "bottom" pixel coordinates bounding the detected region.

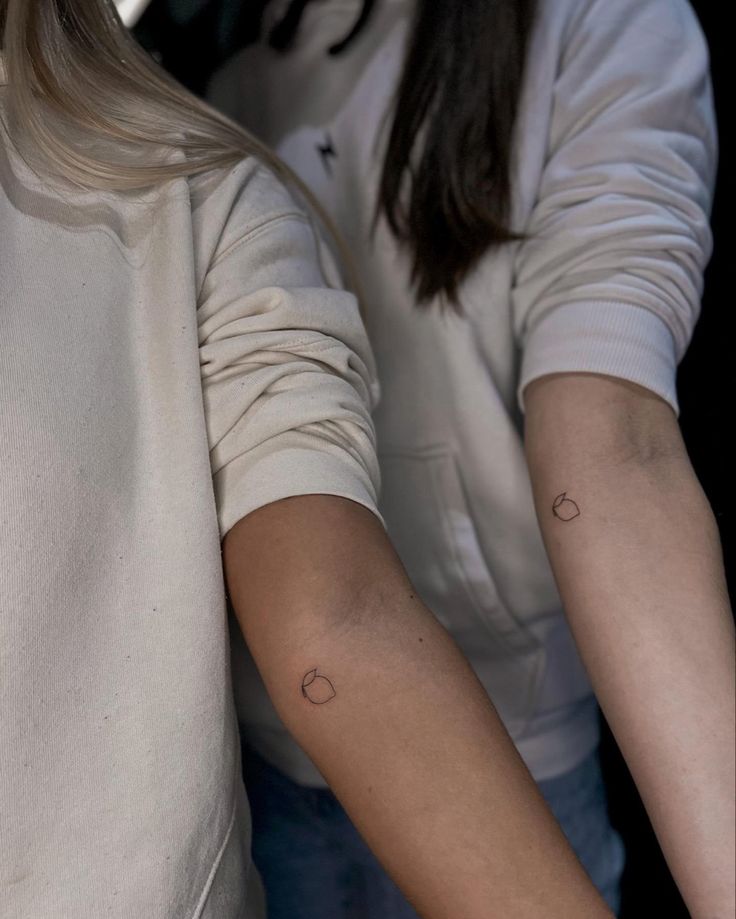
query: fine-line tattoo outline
[
  {"left": 552, "top": 492, "right": 581, "bottom": 521},
  {"left": 301, "top": 668, "right": 337, "bottom": 704}
]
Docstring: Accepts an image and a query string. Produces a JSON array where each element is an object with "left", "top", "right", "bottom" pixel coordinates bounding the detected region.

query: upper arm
[{"left": 513, "top": 0, "right": 716, "bottom": 417}]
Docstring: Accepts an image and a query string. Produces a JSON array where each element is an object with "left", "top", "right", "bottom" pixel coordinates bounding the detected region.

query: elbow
[{"left": 524, "top": 372, "right": 688, "bottom": 475}]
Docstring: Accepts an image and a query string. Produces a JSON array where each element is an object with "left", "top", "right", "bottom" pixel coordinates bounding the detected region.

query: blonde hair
[
  {"left": 0, "top": 0, "right": 295, "bottom": 190},
  {"left": 0, "top": 0, "right": 362, "bottom": 297}
]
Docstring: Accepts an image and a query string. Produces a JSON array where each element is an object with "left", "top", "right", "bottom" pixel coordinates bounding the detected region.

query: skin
[
  {"left": 222, "top": 370, "right": 733, "bottom": 916},
  {"left": 224, "top": 495, "right": 612, "bottom": 919},
  {"left": 524, "top": 372, "right": 735, "bottom": 919}
]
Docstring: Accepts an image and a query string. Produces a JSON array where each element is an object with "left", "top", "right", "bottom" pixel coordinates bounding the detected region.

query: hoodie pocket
[{"left": 379, "top": 446, "right": 543, "bottom": 724}]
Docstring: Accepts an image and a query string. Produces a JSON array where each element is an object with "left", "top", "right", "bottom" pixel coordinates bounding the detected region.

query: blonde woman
[{"left": 0, "top": 2, "right": 619, "bottom": 918}]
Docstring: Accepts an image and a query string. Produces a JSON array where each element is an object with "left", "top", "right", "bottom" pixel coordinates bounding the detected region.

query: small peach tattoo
[
  {"left": 301, "top": 669, "right": 336, "bottom": 704},
  {"left": 552, "top": 492, "right": 581, "bottom": 521}
]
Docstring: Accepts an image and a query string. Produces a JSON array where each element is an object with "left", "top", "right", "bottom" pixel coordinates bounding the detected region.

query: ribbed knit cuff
[
  {"left": 215, "top": 444, "right": 383, "bottom": 538},
  {"left": 518, "top": 300, "right": 679, "bottom": 414}
]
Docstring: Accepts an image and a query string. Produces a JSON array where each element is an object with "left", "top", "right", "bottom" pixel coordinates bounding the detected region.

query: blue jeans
[{"left": 243, "top": 745, "right": 625, "bottom": 918}]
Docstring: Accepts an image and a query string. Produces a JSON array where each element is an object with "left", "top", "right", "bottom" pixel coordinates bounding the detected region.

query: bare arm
[
  {"left": 524, "top": 372, "right": 735, "bottom": 919},
  {"left": 224, "top": 495, "right": 612, "bottom": 919}
]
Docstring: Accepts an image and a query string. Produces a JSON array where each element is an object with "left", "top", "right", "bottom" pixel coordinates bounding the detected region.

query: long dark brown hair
[{"left": 270, "top": 0, "right": 537, "bottom": 306}]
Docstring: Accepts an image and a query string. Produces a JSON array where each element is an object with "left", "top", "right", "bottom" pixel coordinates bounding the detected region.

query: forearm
[
  {"left": 525, "top": 375, "right": 735, "bottom": 919},
  {"left": 224, "top": 495, "right": 611, "bottom": 919}
]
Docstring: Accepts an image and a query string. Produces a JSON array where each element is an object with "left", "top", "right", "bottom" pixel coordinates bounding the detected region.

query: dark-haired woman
[{"left": 211, "top": 1, "right": 735, "bottom": 916}]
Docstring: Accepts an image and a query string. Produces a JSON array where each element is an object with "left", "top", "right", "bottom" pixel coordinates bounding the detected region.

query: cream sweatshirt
[
  {"left": 210, "top": 0, "right": 717, "bottom": 785},
  {"left": 0, "top": 58, "right": 379, "bottom": 918}
]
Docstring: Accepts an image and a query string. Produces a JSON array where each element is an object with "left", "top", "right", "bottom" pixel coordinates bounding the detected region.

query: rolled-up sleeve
[
  {"left": 513, "top": 0, "right": 717, "bottom": 414},
  {"left": 198, "top": 173, "right": 381, "bottom": 537}
]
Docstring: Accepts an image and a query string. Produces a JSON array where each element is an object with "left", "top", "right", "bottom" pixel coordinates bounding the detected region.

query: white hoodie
[
  {"left": 0, "top": 55, "right": 379, "bottom": 917},
  {"left": 210, "top": 0, "right": 716, "bottom": 785}
]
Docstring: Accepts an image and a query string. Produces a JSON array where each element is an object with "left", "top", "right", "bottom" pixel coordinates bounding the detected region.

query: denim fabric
[{"left": 243, "top": 745, "right": 625, "bottom": 918}]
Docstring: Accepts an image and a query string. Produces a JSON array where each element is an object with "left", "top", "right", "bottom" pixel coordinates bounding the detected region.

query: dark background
[{"left": 135, "top": 2, "right": 732, "bottom": 915}]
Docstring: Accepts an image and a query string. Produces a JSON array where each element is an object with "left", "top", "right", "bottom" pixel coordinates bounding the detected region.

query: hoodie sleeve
[
  {"left": 512, "top": 0, "right": 717, "bottom": 414},
  {"left": 197, "top": 163, "right": 381, "bottom": 537}
]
